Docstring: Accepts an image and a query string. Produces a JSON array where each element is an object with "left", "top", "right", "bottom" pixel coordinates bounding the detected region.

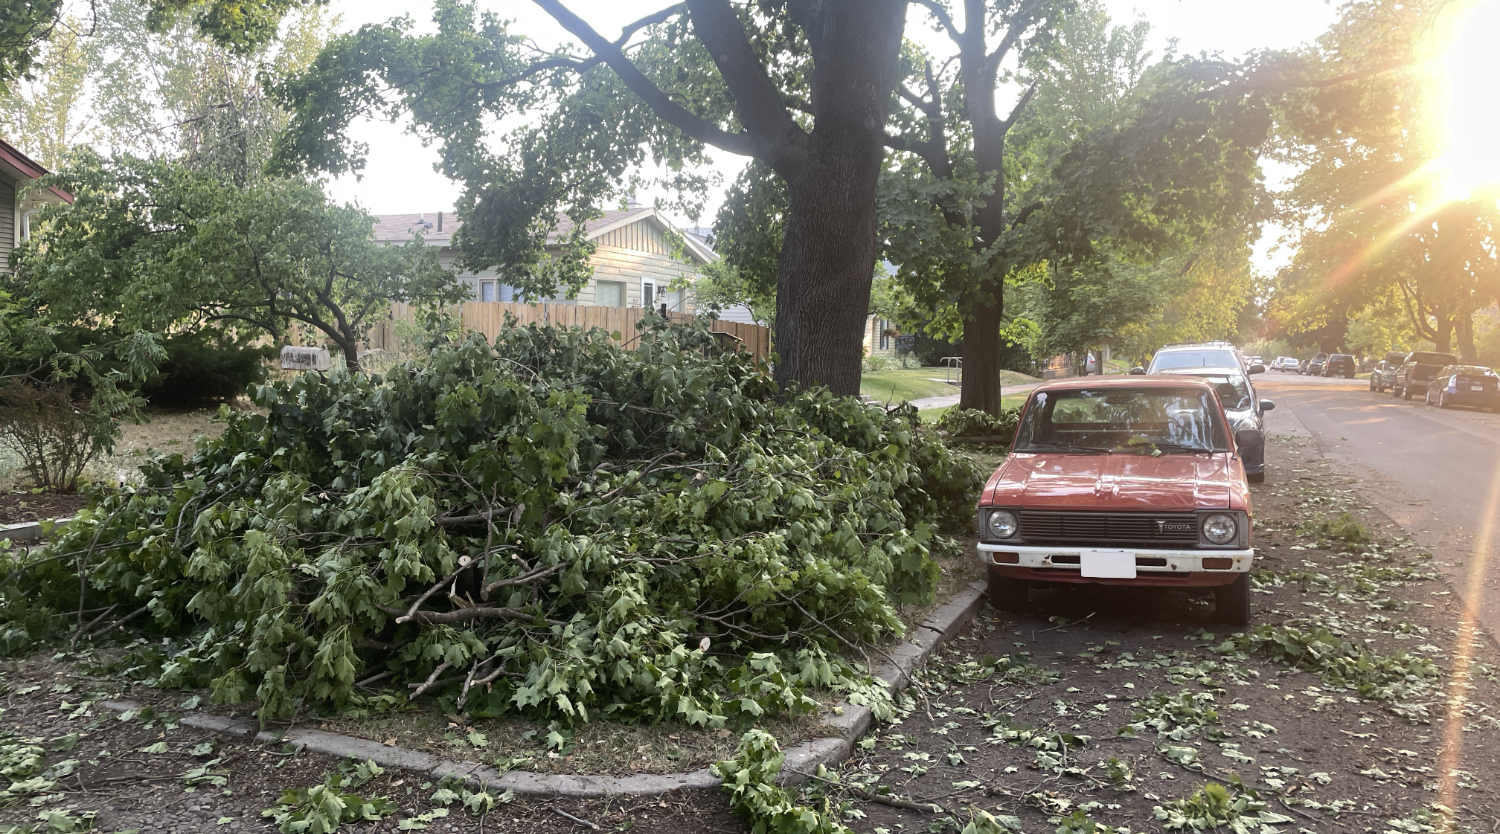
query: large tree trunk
[
  {"left": 1435, "top": 313, "right": 1453, "bottom": 354},
  {"left": 959, "top": 289, "right": 1003, "bottom": 414},
  {"left": 1454, "top": 311, "right": 1476, "bottom": 362},
  {"left": 769, "top": 0, "right": 905, "bottom": 396},
  {"left": 775, "top": 163, "right": 883, "bottom": 395}
]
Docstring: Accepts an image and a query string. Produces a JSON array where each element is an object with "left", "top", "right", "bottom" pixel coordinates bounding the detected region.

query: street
[{"left": 1255, "top": 371, "right": 1500, "bottom": 645}]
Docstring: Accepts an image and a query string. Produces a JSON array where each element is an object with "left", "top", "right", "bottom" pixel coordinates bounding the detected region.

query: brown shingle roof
[{"left": 371, "top": 206, "right": 656, "bottom": 245}]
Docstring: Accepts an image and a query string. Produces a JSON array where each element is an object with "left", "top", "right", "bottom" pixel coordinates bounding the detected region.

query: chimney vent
[
  {"left": 626, "top": 196, "right": 640, "bottom": 208},
  {"left": 438, "top": 211, "right": 443, "bottom": 232}
]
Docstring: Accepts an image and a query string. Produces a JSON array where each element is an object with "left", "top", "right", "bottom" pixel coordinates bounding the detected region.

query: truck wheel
[
  {"left": 986, "top": 566, "right": 1029, "bottom": 613},
  {"left": 1403, "top": 386, "right": 1413, "bottom": 400},
  {"left": 1213, "top": 574, "right": 1251, "bottom": 626}
]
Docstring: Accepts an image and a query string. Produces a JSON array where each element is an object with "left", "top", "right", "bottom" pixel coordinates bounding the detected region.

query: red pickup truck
[{"left": 976, "top": 376, "right": 1256, "bottom": 625}]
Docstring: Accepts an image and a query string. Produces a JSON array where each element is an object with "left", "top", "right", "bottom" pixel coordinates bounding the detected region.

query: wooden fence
[{"left": 368, "top": 302, "right": 771, "bottom": 359}]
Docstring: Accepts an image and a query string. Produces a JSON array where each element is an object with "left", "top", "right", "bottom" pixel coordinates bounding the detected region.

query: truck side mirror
[
  {"left": 1129, "top": 367, "right": 1146, "bottom": 375},
  {"left": 1248, "top": 364, "right": 1266, "bottom": 375},
  {"left": 1259, "top": 399, "right": 1275, "bottom": 414}
]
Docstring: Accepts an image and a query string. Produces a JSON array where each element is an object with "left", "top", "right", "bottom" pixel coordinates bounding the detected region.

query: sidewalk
[{"left": 908, "top": 381, "right": 1042, "bottom": 410}]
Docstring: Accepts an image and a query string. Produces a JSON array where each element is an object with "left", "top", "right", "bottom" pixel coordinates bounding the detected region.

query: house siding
[{"left": 0, "top": 179, "right": 14, "bottom": 273}]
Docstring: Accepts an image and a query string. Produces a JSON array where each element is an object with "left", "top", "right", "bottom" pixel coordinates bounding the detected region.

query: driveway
[{"left": 1255, "top": 370, "right": 1500, "bottom": 642}]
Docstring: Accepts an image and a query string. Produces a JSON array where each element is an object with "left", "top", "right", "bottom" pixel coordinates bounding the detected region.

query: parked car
[
  {"left": 1271, "top": 356, "right": 1299, "bottom": 372},
  {"left": 1424, "top": 364, "right": 1500, "bottom": 410},
  {"left": 1392, "top": 351, "right": 1459, "bottom": 400},
  {"left": 1159, "top": 367, "right": 1275, "bottom": 483},
  {"left": 1304, "top": 353, "right": 1328, "bottom": 375},
  {"left": 1323, "top": 354, "right": 1356, "bottom": 378},
  {"left": 977, "top": 377, "right": 1256, "bottom": 625},
  {"left": 1368, "top": 351, "right": 1407, "bottom": 392},
  {"left": 1248, "top": 356, "right": 1263, "bottom": 368},
  {"left": 1147, "top": 341, "right": 1260, "bottom": 375}
]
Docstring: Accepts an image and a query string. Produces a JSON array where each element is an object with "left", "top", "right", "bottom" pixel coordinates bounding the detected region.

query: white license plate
[
  {"left": 1473, "top": 385, "right": 1485, "bottom": 391},
  {"left": 1080, "top": 550, "right": 1137, "bottom": 578}
]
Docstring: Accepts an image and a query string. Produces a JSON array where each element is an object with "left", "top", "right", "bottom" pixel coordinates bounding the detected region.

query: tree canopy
[
  {"left": 269, "top": 0, "right": 913, "bottom": 397},
  {"left": 1266, "top": 0, "right": 1500, "bottom": 360},
  {"left": 15, "top": 153, "right": 466, "bottom": 371}
]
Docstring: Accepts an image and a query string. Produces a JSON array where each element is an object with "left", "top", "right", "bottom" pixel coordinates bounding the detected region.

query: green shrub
[
  {"left": 140, "top": 333, "right": 276, "bottom": 406},
  {"left": 9, "top": 320, "right": 982, "bottom": 729},
  {"left": 0, "top": 380, "right": 108, "bottom": 492},
  {"left": 862, "top": 354, "right": 892, "bottom": 372},
  {"left": 934, "top": 407, "right": 1021, "bottom": 442}
]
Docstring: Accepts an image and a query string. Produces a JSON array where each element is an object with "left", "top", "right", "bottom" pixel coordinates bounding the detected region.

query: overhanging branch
[{"left": 531, "top": 0, "right": 757, "bottom": 156}]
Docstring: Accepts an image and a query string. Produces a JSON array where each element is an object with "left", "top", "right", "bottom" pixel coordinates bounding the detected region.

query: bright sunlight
[{"left": 1435, "top": 0, "right": 1500, "bottom": 200}]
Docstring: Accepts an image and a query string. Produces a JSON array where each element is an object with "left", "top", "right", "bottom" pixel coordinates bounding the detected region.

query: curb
[
  {"left": 100, "top": 581, "right": 989, "bottom": 797},
  {"left": 0, "top": 517, "right": 72, "bottom": 543}
]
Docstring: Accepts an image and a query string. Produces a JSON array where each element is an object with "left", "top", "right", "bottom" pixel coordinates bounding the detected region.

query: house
[
  {"left": 372, "top": 202, "right": 714, "bottom": 313},
  {"left": 863, "top": 316, "right": 898, "bottom": 359},
  {"left": 0, "top": 139, "right": 71, "bottom": 272}
]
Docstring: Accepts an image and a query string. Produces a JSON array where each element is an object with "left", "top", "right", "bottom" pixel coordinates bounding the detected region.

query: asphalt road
[{"left": 1255, "top": 369, "right": 1500, "bottom": 642}]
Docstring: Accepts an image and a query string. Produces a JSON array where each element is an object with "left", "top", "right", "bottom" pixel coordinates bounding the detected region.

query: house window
[
  {"left": 479, "top": 280, "right": 497, "bottom": 302},
  {"left": 642, "top": 279, "right": 655, "bottom": 310},
  {"left": 878, "top": 319, "right": 890, "bottom": 350},
  {"left": 664, "top": 288, "right": 685, "bottom": 313},
  {"left": 597, "top": 280, "right": 626, "bottom": 307}
]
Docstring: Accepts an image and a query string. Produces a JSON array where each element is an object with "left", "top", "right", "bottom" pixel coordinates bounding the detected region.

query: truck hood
[{"left": 983, "top": 452, "right": 1236, "bottom": 511}]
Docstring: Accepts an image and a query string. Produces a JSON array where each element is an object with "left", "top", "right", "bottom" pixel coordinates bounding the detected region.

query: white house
[{"left": 373, "top": 202, "right": 715, "bottom": 313}]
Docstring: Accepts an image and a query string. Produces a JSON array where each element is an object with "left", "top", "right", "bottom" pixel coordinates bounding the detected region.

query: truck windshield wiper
[
  {"left": 1021, "top": 443, "right": 1113, "bottom": 455},
  {"left": 1149, "top": 442, "right": 1213, "bottom": 453}
]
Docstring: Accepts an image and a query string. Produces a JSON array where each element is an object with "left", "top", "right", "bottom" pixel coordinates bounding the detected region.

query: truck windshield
[
  {"left": 1409, "top": 352, "right": 1458, "bottom": 366},
  {"left": 1015, "top": 387, "right": 1230, "bottom": 454}
]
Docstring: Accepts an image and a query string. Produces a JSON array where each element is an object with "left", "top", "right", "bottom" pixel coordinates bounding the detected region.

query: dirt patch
[
  {"left": 0, "top": 491, "right": 91, "bottom": 524},
  {"left": 0, "top": 658, "right": 739, "bottom": 833}
]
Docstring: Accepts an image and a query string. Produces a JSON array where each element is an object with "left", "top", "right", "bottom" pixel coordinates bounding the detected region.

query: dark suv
[
  {"left": 1393, "top": 351, "right": 1459, "bottom": 400},
  {"left": 1323, "top": 354, "right": 1356, "bottom": 378},
  {"left": 1303, "top": 354, "right": 1328, "bottom": 375}
]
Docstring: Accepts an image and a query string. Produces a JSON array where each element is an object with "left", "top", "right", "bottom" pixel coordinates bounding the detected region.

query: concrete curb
[
  {"left": 0, "top": 517, "right": 72, "bottom": 543},
  {"left": 99, "top": 581, "right": 988, "bottom": 797}
]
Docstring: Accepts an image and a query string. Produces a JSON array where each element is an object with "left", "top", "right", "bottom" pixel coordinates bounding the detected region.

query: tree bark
[
  {"left": 767, "top": 0, "right": 906, "bottom": 396},
  {"left": 1454, "top": 311, "right": 1476, "bottom": 362},
  {"left": 1435, "top": 314, "right": 1453, "bottom": 354}
]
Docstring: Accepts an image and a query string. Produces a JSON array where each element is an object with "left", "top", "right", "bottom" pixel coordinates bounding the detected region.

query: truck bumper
[{"left": 977, "top": 543, "right": 1253, "bottom": 588}]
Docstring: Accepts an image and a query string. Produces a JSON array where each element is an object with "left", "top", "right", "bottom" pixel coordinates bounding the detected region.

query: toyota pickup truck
[{"left": 976, "top": 376, "right": 1256, "bottom": 625}]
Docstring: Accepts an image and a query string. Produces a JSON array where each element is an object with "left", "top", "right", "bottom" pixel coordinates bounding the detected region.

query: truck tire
[
  {"left": 1403, "top": 385, "right": 1413, "bottom": 400},
  {"left": 1214, "top": 573, "right": 1251, "bottom": 626},
  {"left": 987, "top": 566, "right": 1029, "bottom": 613}
]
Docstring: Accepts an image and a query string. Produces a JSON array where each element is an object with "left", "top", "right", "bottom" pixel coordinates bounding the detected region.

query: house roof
[
  {"left": 372, "top": 205, "right": 715, "bottom": 264},
  {"left": 0, "top": 139, "right": 72, "bottom": 203}
]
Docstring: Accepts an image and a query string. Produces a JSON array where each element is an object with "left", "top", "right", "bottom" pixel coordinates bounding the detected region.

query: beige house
[
  {"left": 0, "top": 139, "right": 71, "bottom": 272},
  {"left": 863, "top": 316, "right": 899, "bottom": 359},
  {"left": 372, "top": 203, "right": 713, "bottom": 312}
]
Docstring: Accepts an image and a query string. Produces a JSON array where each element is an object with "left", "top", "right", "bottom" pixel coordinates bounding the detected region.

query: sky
[{"left": 322, "top": 0, "right": 1342, "bottom": 269}]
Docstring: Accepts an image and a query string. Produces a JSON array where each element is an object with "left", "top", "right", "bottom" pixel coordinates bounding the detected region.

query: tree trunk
[
  {"left": 1435, "top": 314, "right": 1453, "bottom": 354},
  {"left": 1454, "top": 311, "right": 1476, "bottom": 362},
  {"left": 774, "top": 145, "right": 885, "bottom": 396},
  {"left": 770, "top": 0, "right": 905, "bottom": 396},
  {"left": 959, "top": 295, "right": 1003, "bottom": 414}
]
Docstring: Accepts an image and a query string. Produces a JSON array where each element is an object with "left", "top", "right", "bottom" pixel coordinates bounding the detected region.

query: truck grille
[{"left": 1017, "top": 510, "right": 1199, "bottom": 547}]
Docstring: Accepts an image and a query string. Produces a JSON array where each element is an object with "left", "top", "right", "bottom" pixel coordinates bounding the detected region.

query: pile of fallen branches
[{"left": 0, "top": 320, "right": 980, "bottom": 729}]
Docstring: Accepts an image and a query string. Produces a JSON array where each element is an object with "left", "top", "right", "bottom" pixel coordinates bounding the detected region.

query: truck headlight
[
  {"left": 986, "top": 509, "right": 1019, "bottom": 539},
  {"left": 1202, "top": 513, "right": 1237, "bottom": 545}
]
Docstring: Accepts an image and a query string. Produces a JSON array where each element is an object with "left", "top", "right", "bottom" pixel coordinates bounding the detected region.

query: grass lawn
[
  {"left": 918, "top": 394, "right": 1029, "bottom": 422},
  {"left": 860, "top": 368, "right": 960, "bottom": 405},
  {"left": 861, "top": 367, "right": 1041, "bottom": 406}
]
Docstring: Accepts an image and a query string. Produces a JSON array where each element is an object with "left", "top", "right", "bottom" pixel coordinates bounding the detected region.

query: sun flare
[{"left": 1434, "top": 0, "right": 1500, "bottom": 201}]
